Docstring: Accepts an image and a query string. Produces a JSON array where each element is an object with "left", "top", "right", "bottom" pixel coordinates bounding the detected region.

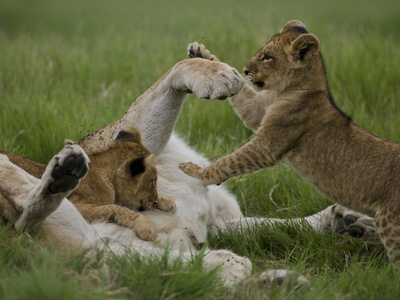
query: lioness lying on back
[{"left": 180, "top": 20, "right": 400, "bottom": 265}]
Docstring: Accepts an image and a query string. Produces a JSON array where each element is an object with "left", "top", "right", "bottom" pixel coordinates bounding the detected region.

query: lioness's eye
[{"left": 262, "top": 54, "right": 273, "bottom": 62}]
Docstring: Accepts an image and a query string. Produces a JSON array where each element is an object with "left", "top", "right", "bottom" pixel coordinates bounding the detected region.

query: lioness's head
[{"left": 244, "top": 20, "right": 321, "bottom": 92}]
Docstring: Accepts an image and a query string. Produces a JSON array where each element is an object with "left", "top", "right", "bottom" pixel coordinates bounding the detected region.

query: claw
[
  {"left": 196, "top": 47, "right": 203, "bottom": 58},
  {"left": 188, "top": 45, "right": 195, "bottom": 58}
]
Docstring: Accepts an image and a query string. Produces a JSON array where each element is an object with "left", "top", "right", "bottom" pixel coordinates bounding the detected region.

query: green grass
[{"left": 1, "top": 0, "right": 400, "bottom": 298}]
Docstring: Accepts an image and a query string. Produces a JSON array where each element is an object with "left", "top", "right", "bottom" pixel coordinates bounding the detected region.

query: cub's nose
[{"left": 243, "top": 68, "right": 250, "bottom": 75}]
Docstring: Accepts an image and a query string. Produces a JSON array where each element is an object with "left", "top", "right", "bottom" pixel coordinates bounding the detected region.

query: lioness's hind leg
[
  {"left": 15, "top": 143, "right": 89, "bottom": 232},
  {"left": 188, "top": 42, "right": 220, "bottom": 62},
  {"left": 47, "top": 144, "right": 89, "bottom": 194},
  {"left": 330, "top": 204, "right": 379, "bottom": 241}
]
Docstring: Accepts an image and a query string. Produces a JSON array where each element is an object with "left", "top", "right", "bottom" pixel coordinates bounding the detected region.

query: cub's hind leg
[{"left": 15, "top": 143, "right": 89, "bottom": 232}]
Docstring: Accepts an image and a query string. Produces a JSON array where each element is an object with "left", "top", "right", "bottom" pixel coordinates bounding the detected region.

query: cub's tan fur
[
  {"left": 3, "top": 126, "right": 175, "bottom": 241},
  {"left": 181, "top": 21, "right": 400, "bottom": 264}
]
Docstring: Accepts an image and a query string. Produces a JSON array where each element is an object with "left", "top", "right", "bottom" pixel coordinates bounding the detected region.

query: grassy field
[{"left": 1, "top": 0, "right": 400, "bottom": 298}]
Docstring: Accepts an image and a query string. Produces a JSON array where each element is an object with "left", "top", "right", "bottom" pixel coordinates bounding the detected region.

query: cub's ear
[
  {"left": 289, "top": 34, "right": 320, "bottom": 62},
  {"left": 129, "top": 156, "right": 146, "bottom": 176},
  {"left": 115, "top": 125, "right": 142, "bottom": 144},
  {"left": 128, "top": 154, "right": 155, "bottom": 177},
  {"left": 280, "top": 20, "right": 308, "bottom": 34}
]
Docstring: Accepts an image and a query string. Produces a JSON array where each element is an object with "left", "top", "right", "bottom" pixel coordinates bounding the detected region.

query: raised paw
[
  {"left": 156, "top": 195, "right": 176, "bottom": 213},
  {"left": 14, "top": 143, "right": 89, "bottom": 232},
  {"left": 49, "top": 154, "right": 88, "bottom": 194},
  {"left": 187, "top": 42, "right": 220, "bottom": 62},
  {"left": 331, "top": 204, "right": 379, "bottom": 241},
  {"left": 172, "top": 59, "right": 245, "bottom": 100},
  {"left": 132, "top": 214, "right": 158, "bottom": 241},
  {"left": 44, "top": 143, "right": 90, "bottom": 196}
]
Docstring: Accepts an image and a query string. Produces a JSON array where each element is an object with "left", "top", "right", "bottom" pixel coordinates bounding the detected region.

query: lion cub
[
  {"left": 3, "top": 126, "right": 175, "bottom": 241},
  {"left": 71, "top": 126, "right": 176, "bottom": 241},
  {"left": 181, "top": 20, "right": 400, "bottom": 264}
]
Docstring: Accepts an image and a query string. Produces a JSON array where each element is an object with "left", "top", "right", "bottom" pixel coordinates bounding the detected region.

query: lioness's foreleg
[{"left": 79, "top": 59, "right": 244, "bottom": 154}]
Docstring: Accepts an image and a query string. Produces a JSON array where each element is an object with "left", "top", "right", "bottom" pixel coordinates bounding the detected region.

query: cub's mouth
[{"left": 252, "top": 81, "right": 265, "bottom": 89}]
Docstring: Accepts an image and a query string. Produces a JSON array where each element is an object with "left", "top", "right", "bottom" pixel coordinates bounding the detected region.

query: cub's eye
[{"left": 261, "top": 54, "right": 273, "bottom": 62}]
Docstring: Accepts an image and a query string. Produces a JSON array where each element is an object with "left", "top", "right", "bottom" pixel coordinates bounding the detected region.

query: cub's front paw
[
  {"left": 133, "top": 214, "right": 158, "bottom": 241},
  {"left": 179, "top": 162, "right": 214, "bottom": 186},
  {"left": 187, "top": 42, "right": 220, "bottom": 62},
  {"left": 179, "top": 162, "right": 203, "bottom": 179},
  {"left": 156, "top": 195, "right": 176, "bottom": 213}
]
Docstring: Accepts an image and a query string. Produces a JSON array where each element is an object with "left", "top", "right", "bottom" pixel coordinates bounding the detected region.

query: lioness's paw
[
  {"left": 156, "top": 195, "right": 176, "bottom": 213},
  {"left": 242, "top": 269, "right": 309, "bottom": 291},
  {"left": 331, "top": 204, "right": 379, "bottom": 241},
  {"left": 203, "top": 250, "right": 252, "bottom": 287},
  {"left": 43, "top": 143, "right": 89, "bottom": 196},
  {"left": 47, "top": 145, "right": 89, "bottom": 194},
  {"left": 173, "top": 59, "right": 245, "bottom": 100},
  {"left": 133, "top": 214, "right": 158, "bottom": 241},
  {"left": 15, "top": 143, "right": 90, "bottom": 232},
  {"left": 187, "top": 42, "right": 220, "bottom": 62}
]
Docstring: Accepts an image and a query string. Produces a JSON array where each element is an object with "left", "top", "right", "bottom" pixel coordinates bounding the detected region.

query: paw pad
[
  {"left": 344, "top": 215, "right": 357, "bottom": 225},
  {"left": 48, "top": 154, "right": 88, "bottom": 194},
  {"left": 347, "top": 226, "right": 364, "bottom": 238},
  {"left": 335, "top": 215, "right": 364, "bottom": 238}
]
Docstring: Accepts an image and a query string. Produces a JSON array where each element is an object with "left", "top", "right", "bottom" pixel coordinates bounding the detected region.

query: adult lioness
[{"left": 180, "top": 20, "right": 400, "bottom": 264}]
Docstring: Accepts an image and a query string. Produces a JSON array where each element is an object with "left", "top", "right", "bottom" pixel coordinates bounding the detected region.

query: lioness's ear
[
  {"left": 280, "top": 20, "right": 308, "bottom": 34},
  {"left": 289, "top": 34, "right": 320, "bottom": 62},
  {"left": 115, "top": 125, "right": 142, "bottom": 144}
]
